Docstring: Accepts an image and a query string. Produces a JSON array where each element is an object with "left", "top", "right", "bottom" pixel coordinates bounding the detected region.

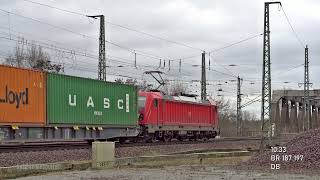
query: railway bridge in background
[{"left": 272, "top": 89, "right": 320, "bottom": 135}]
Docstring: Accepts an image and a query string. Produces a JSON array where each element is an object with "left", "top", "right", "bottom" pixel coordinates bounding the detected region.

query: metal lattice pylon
[
  {"left": 260, "top": 2, "right": 281, "bottom": 151},
  {"left": 98, "top": 15, "right": 106, "bottom": 81},
  {"left": 303, "top": 45, "right": 311, "bottom": 130},
  {"left": 87, "top": 15, "right": 106, "bottom": 81},
  {"left": 201, "top": 52, "right": 206, "bottom": 100},
  {"left": 298, "top": 46, "right": 312, "bottom": 131},
  {"left": 237, "top": 76, "right": 243, "bottom": 136}
]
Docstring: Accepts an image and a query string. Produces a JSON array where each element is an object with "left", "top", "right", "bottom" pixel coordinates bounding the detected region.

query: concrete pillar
[
  {"left": 317, "top": 107, "right": 320, "bottom": 129},
  {"left": 92, "top": 142, "right": 115, "bottom": 168},
  {"left": 311, "top": 105, "right": 317, "bottom": 129},
  {"left": 280, "top": 98, "right": 289, "bottom": 133},
  {"left": 297, "top": 102, "right": 303, "bottom": 133},
  {"left": 306, "top": 102, "right": 312, "bottom": 130},
  {"left": 271, "top": 101, "right": 280, "bottom": 137},
  {"left": 289, "top": 101, "right": 298, "bottom": 133}
]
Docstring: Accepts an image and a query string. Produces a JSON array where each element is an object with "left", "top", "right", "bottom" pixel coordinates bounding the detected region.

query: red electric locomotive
[{"left": 138, "top": 91, "right": 219, "bottom": 142}]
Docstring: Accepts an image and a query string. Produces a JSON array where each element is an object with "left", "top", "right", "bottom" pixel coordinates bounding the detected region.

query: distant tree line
[{"left": 215, "top": 97, "right": 261, "bottom": 137}]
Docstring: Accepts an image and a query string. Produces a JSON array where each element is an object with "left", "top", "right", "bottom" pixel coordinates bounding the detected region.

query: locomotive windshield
[{"left": 138, "top": 96, "right": 146, "bottom": 110}]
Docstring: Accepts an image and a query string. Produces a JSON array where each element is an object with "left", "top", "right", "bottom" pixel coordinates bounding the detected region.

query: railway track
[
  {"left": 0, "top": 137, "right": 261, "bottom": 153},
  {"left": 116, "top": 136, "right": 261, "bottom": 148},
  {"left": 0, "top": 140, "right": 90, "bottom": 153}
]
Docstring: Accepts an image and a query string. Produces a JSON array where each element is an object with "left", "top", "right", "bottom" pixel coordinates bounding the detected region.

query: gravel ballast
[{"left": 0, "top": 140, "right": 259, "bottom": 167}]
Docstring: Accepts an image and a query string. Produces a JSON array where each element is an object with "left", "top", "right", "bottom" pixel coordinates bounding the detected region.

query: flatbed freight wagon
[{"left": 0, "top": 65, "right": 138, "bottom": 140}]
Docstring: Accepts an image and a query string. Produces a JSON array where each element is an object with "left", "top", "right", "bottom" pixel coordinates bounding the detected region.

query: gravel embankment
[
  {"left": 243, "top": 128, "right": 320, "bottom": 171},
  {"left": 0, "top": 140, "right": 259, "bottom": 167}
]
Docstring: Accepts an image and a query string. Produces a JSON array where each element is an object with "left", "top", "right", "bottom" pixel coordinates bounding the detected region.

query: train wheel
[
  {"left": 194, "top": 134, "right": 200, "bottom": 141},
  {"left": 145, "top": 133, "right": 156, "bottom": 143},
  {"left": 149, "top": 137, "right": 157, "bottom": 143},
  {"left": 162, "top": 135, "right": 171, "bottom": 142},
  {"left": 198, "top": 134, "right": 204, "bottom": 141}
]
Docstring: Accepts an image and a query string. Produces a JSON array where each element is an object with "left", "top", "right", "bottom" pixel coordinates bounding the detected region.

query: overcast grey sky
[{"left": 0, "top": 0, "right": 319, "bottom": 116}]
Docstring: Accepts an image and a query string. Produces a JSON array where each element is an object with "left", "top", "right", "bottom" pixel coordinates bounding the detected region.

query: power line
[
  {"left": 217, "top": 63, "right": 262, "bottom": 66},
  {"left": 0, "top": 8, "right": 171, "bottom": 62},
  {"left": 0, "top": 48, "right": 167, "bottom": 82},
  {"left": 106, "top": 22, "right": 204, "bottom": 52},
  {"left": 21, "top": 0, "right": 204, "bottom": 52},
  {"left": 208, "top": 33, "right": 263, "bottom": 54},
  {"left": 272, "top": 63, "right": 304, "bottom": 77},
  {"left": 184, "top": 61, "right": 236, "bottom": 78},
  {"left": 202, "top": 33, "right": 264, "bottom": 84},
  {"left": 241, "top": 95, "right": 262, "bottom": 108},
  {"left": 207, "top": 54, "right": 237, "bottom": 78},
  {"left": 0, "top": 25, "right": 98, "bottom": 55},
  {"left": 22, "top": 0, "right": 87, "bottom": 16},
  {"left": 0, "top": 34, "right": 163, "bottom": 73},
  {"left": 0, "top": 9, "right": 91, "bottom": 39},
  {"left": 0, "top": 36, "right": 222, "bottom": 81},
  {"left": 0, "top": 31, "right": 234, "bottom": 81},
  {"left": 176, "top": 33, "right": 263, "bottom": 61},
  {"left": 0, "top": 41, "right": 189, "bottom": 82},
  {"left": 3, "top": 2, "right": 265, "bottom": 67},
  {"left": 280, "top": 4, "right": 305, "bottom": 48},
  {"left": 0, "top": 31, "right": 97, "bottom": 59},
  {"left": 19, "top": 1, "right": 273, "bottom": 91}
]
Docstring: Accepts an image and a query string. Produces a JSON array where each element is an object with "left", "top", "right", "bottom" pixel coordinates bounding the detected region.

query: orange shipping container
[{"left": 0, "top": 65, "right": 46, "bottom": 125}]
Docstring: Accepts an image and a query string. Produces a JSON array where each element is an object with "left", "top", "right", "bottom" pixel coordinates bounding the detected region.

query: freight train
[{"left": 0, "top": 65, "right": 219, "bottom": 142}]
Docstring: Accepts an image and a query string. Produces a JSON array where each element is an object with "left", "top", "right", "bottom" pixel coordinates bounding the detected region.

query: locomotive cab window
[
  {"left": 138, "top": 96, "right": 146, "bottom": 110},
  {"left": 153, "top": 99, "right": 158, "bottom": 107}
]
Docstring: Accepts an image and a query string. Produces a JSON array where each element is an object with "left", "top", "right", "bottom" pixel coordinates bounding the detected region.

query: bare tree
[
  {"left": 5, "top": 42, "right": 25, "bottom": 67},
  {"left": 214, "top": 96, "right": 261, "bottom": 137},
  {"left": 27, "top": 44, "right": 63, "bottom": 72},
  {"left": 27, "top": 45, "right": 49, "bottom": 69},
  {"left": 213, "top": 97, "right": 237, "bottom": 136},
  {"left": 4, "top": 39, "right": 63, "bottom": 73},
  {"left": 241, "top": 110, "right": 260, "bottom": 137},
  {"left": 162, "top": 81, "right": 187, "bottom": 95},
  {"left": 170, "top": 81, "right": 187, "bottom": 95}
]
